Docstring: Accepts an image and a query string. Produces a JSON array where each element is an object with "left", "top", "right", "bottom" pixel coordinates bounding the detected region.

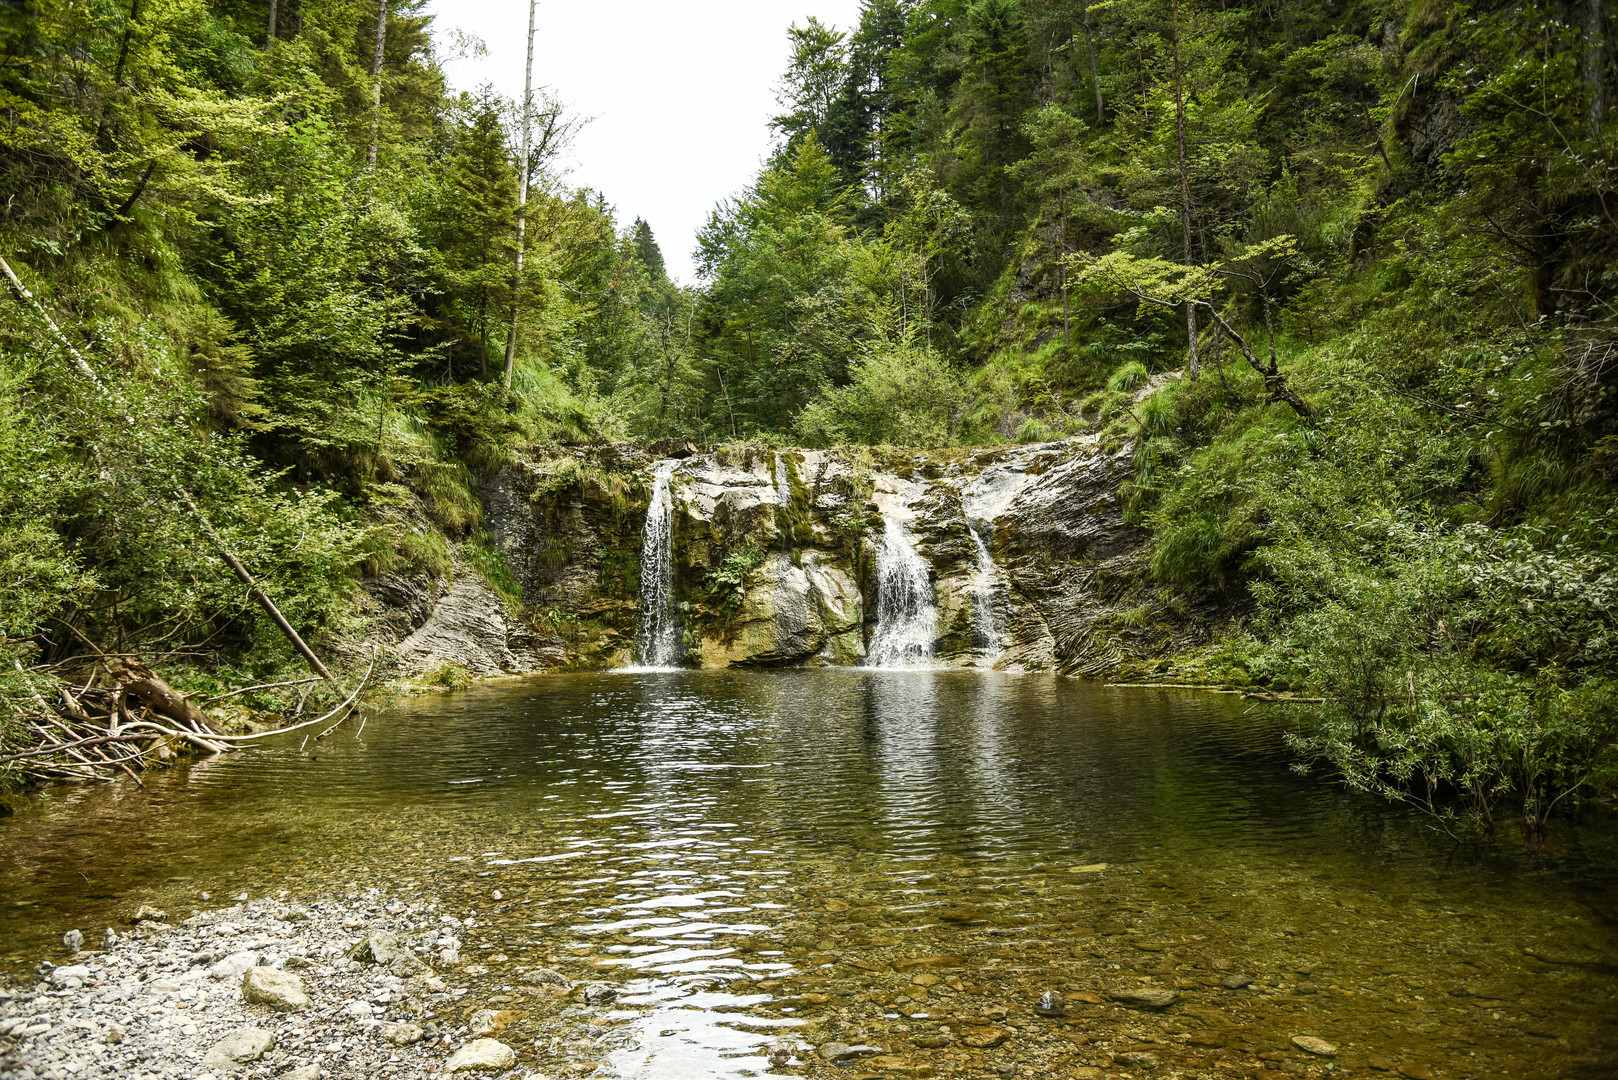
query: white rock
[
  {"left": 284, "top": 1067, "right": 319, "bottom": 1080},
  {"left": 209, "top": 952, "right": 260, "bottom": 981},
  {"left": 342, "top": 999, "right": 376, "bottom": 1017},
  {"left": 445, "top": 1038, "right": 518, "bottom": 1073},
  {"left": 50, "top": 965, "right": 91, "bottom": 986},
  {"left": 202, "top": 1027, "right": 275, "bottom": 1070}
]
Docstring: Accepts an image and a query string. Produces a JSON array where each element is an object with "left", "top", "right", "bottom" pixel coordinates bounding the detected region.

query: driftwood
[{"left": 1, "top": 652, "right": 375, "bottom": 788}]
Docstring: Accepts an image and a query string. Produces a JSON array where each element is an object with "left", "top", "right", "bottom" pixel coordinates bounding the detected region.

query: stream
[{"left": 2, "top": 671, "right": 1615, "bottom": 1078}]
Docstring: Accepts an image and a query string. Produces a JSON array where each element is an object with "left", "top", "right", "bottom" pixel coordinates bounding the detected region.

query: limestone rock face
[
  {"left": 473, "top": 437, "right": 1187, "bottom": 677},
  {"left": 394, "top": 574, "right": 540, "bottom": 678}
]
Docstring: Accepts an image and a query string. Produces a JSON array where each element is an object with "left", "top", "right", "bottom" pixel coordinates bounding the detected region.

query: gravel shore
[{"left": 0, "top": 890, "right": 554, "bottom": 1080}]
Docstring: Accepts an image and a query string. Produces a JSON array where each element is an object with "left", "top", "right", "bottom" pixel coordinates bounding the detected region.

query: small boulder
[
  {"left": 348, "top": 930, "right": 431, "bottom": 976},
  {"left": 128, "top": 905, "right": 167, "bottom": 924},
  {"left": 379, "top": 1021, "right": 424, "bottom": 1046},
  {"left": 242, "top": 966, "right": 310, "bottom": 1011},
  {"left": 581, "top": 982, "right": 618, "bottom": 1006},
  {"left": 1292, "top": 1035, "right": 1338, "bottom": 1057},
  {"left": 285, "top": 1067, "right": 320, "bottom": 1080},
  {"left": 962, "top": 1027, "right": 1011, "bottom": 1049},
  {"left": 210, "top": 951, "right": 261, "bottom": 981},
  {"left": 103, "top": 928, "right": 118, "bottom": 950},
  {"left": 1221, "top": 973, "right": 1253, "bottom": 990},
  {"left": 1109, "top": 987, "right": 1180, "bottom": 1009},
  {"left": 1034, "top": 991, "right": 1065, "bottom": 1017},
  {"left": 49, "top": 965, "right": 90, "bottom": 987},
  {"left": 62, "top": 930, "right": 83, "bottom": 952},
  {"left": 202, "top": 1027, "right": 275, "bottom": 1070},
  {"left": 444, "top": 1038, "right": 517, "bottom": 1073}
]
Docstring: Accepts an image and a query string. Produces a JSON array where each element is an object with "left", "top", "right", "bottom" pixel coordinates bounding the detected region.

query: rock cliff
[{"left": 382, "top": 437, "right": 1203, "bottom": 679}]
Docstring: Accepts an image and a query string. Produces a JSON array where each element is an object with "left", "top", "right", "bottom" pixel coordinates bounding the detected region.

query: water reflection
[{"left": 2, "top": 672, "right": 1616, "bottom": 1079}]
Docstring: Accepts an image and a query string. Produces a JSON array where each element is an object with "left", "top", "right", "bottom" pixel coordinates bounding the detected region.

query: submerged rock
[
  {"left": 1108, "top": 986, "right": 1179, "bottom": 1009},
  {"left": 1292, "top": 1035, "right": 1338, "bottom": 1057}
]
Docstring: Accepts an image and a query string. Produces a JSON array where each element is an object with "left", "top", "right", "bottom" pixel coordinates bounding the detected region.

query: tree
[
  {"left": 1073, "top": 246, "right": 1315, "bottom": 417},
  {"left": 772, "top": 18, "right": 850, "bottom": 152}
]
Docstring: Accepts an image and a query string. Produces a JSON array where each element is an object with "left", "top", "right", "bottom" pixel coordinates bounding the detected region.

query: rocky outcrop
[
  {"left": 369, "top": 434, "right": 1199, "bottom": 679},
  {"left": 393, "top": 575, "right": 545, "bottom": 678}
]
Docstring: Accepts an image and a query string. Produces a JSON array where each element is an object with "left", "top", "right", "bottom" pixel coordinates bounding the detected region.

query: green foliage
[{"left": 704, "top": 539, "right": 766, "bottom": 611}]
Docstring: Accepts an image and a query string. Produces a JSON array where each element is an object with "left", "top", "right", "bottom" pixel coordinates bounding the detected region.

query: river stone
[
  {"left": 1116, "top": 1051, "right": 1159, "bottom": 1067},
  {"left": 348, "top": 930, "right": 430, "bottom": 975},
  {"left": 129, "top": 904, "right": 167, "bottom": 923},
  {"left": 1397, "top": 1065, "right": 1438, "bottom": 1080},
  {"left": 202, "top": 1027, "right": 275, "bottom": 1070},
  {"left": 819, "top": 1042, "right": 880, "bottom": 1062},
  {"left": 1221, "top": 973, "right": 1253, "bottom": 989},
  {"left": 581, "top": 982, "right": 619, "bottom": 1006},
  {"left": 379, "top": 1021, "right": 424, "bottom": 1046},
  {"left": 444, "top": 1038, "right": 517, "bottom": 1073},
  {"left": 285, "top": 1068, "right": 320, "bottom": 1080},
  {"left": 1109, "top": 987, "right": 1179, "bottom": 1009},
  {"left": 49, "top": 965, "right": 90, "bottom": 986},
  {"left": 1292, "top": 1035, "right": 1338, "bottom": 1057},
  {"left": 1034, "top": 990, "right": 1065, "bottom": 1016},
  {"left": 520, "top": 966, "right": 571, "bottom": 991},
  {"left": 242, "top": 966, "right": 310, "bottom": 1011},
  {"left": 210, "top": 950, "right": 261, "bottom": 980},
  {"left": 62, "top": 929, "right": 83, "bottom": 952},
  {"left": 962, "top": 1027, "right": 1011, "bottom": 1049}
]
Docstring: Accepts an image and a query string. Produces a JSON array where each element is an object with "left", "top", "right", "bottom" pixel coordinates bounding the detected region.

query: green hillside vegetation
[{"left": 2, "top": 0, "right": 1614, "bottom": 839}]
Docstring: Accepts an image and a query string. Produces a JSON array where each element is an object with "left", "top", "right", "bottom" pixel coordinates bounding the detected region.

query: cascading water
[
  {"left": 632, "top": 461, "right": 682, "bottom": 668},
  {"left": 967, "top": 523, "right": 1006, "bottom": 664},
  {"left": 866, "top": 510, "right": 938, "bottom": 668}
]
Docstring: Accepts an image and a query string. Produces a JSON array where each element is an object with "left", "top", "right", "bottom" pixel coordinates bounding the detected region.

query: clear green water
[{"left": 2, "top": 672, "right": 1615, "bottom": 1078}]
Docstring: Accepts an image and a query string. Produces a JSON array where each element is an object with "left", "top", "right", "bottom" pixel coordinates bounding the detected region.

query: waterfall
[
  {"left": 632, "top": 461, "right": 682, "bottom": 668},
  {"left": 866, "top": 511, "right": 937, "bottom": 669},
  {"left": 968, "top": 523, "right": 1006, "bottom": 664}
]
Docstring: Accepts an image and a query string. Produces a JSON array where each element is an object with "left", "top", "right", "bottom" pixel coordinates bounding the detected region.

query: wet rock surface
[{"left": 463, "top": 438, "right": 1190, "bottom": 675}]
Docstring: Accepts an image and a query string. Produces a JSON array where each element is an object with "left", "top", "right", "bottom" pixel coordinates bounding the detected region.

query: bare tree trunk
[
  {"left": 1585, "top": 0, "right": 1608, "bottom": 134},
  {"left": 1170, "top": 0, "right": 1199, "bottom": 380},
  {"left": 1081, "top": 5, "right": 1104, "bottom": 123},
  {"left": 1059, "top": 184, "right": 1070, "bottom": 347},
  {"left": 267, "top": 0, "right": 278, "bottom": 43},
  {"left": 180, "top": 496, "right": 341, "bottom": 688},
  {"left": 503, "top": 0, "right": 538, "bottom": 390},
  {"left": 367, "top": 0, "right": 387, "bottom": 168}
]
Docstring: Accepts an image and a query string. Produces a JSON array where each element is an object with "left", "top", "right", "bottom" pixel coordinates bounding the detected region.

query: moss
[{"left": 596, "top": 548, "right": 641, "bottom": 600}]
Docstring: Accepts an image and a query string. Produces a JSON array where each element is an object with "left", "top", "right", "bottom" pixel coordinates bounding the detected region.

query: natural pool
[{"left": 2, "top": 671, "right": 1615, "bottom": 1079}]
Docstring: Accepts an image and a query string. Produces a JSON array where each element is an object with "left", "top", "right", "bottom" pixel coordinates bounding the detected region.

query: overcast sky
[{"left": 428, "top": 1, "right": 867, "bottom": 283}]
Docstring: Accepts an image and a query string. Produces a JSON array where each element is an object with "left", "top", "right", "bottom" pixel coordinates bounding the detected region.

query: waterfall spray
[
  {"left": 866, "top": 510, "right": 937, "bottom": 669},
  {"left": 633, "top": 461, "right": 682, "bottom": 668}
]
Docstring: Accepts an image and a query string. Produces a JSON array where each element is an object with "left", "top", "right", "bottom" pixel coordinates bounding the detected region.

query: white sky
[{"left": 429, "top": 1, "right": 867, "bottom": 283}]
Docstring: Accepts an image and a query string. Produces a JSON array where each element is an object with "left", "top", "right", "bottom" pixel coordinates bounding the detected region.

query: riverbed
[{"left": 2, "top": 671, "right": 1615, "bottom": 1079}]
